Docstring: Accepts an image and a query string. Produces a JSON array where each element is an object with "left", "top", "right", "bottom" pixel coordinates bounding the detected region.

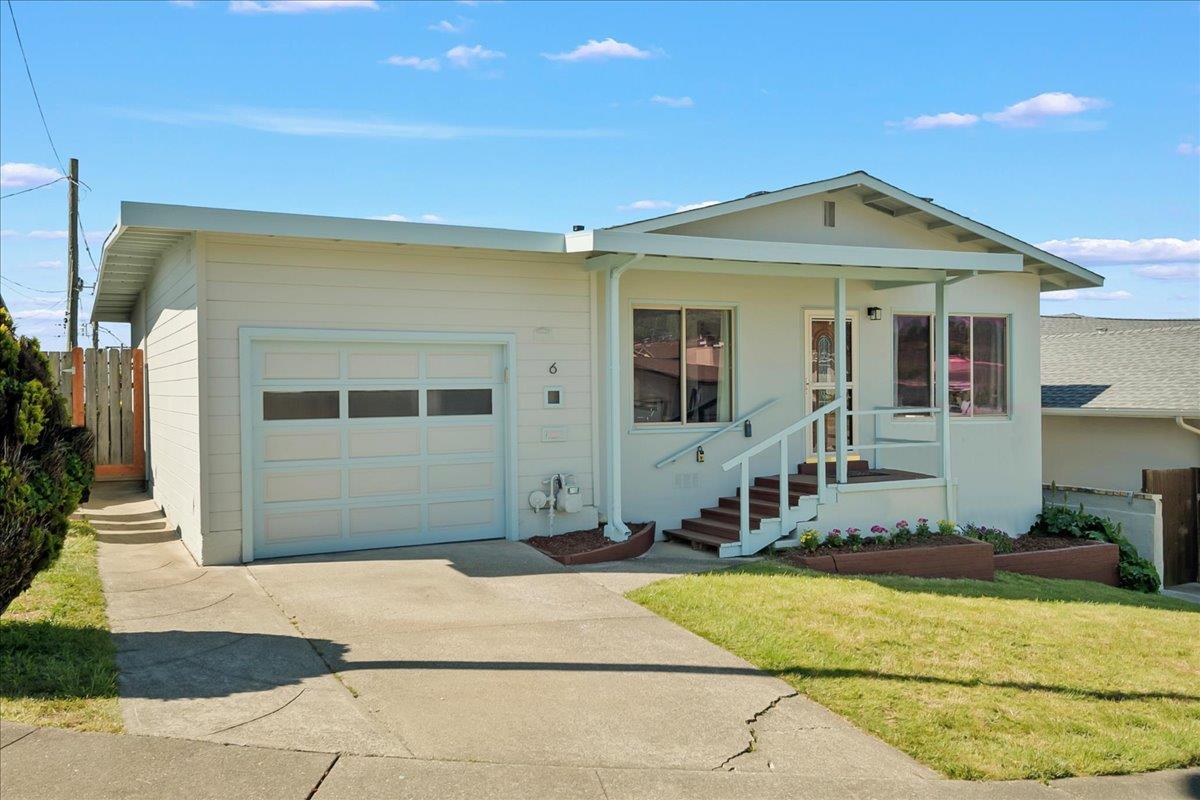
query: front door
[{"left": 804, "top": 310, "right": 857, "bottom": 452}]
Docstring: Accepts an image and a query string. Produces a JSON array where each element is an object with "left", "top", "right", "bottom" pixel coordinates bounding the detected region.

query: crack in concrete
[
  {"left": 712, "top": 691, "right": 799, "bottom": 772},
  {"left": 305, "top": 752, "right": 340, "bottom": 800},
  {"left": 206, "top": 687, "right": 307, "bottom": 736},
  {"left": 117, "top": 592, "right": 233, "bottom": 621},
  {"left": 108, "top": 570, "right": 209, "bottom": 593}
]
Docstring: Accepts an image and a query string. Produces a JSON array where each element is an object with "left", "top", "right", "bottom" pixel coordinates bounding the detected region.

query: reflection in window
[
  {"left": 428, "top": 388, "right": 492, "bottom": 416},
  {"left": 811, "top": 388, "right": 854, "bottom": 451},
  {"left": 263, "top": 391, "right": 339, "bottom": 421},
  {"left": 349, "top": 390, "right": 418, "bottom": 418},
  {"left": 633, "top": 309, "right": 682, "bottom": 423},
  {"left": 809, "top": 319, "right": 852, "bottom": 384},
  {"left": 894, "top": 315, "right": 931, "bottom": 410},
  {"left": 685, "top": 309, "right": 732, "bottom": 423},
  {"left": 971, "top": 317, "right": 1008, "bottom": 415},
  {"left": 948, "top": 316, "right": 972, "bottom": 414}
]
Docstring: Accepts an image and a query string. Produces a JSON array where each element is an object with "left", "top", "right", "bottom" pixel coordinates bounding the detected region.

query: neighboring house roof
[
  {"left": 92, "top": 172, "right": 1100, "bottom": 322},
  {"left": 1041, "top": 315, "right": 1200, "bottom": 417}
]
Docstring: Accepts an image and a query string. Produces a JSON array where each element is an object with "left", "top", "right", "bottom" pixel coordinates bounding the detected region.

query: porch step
[
  {"left": 743, "top": 484, "right": 815, "bottom": 505},
  {"left": 799, "top": 459, "right": 870, "bottom": 477},
  {"left": 680, "top": 516, "right": 741, "bottom": 540},
  {"left": 663, "top": 527, "right": 738, "bottom": 551},
  {"left": 754, "top": 474, "right": 820, "bottom": 492},
  {"left": 701, "top": 505, "right": 771, "bottom": 529}
]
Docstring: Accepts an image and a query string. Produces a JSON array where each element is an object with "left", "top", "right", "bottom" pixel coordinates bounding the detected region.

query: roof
[
  {"left": 610, "top": 170, "right": 1102, "bottom": 291},
  {"left": 92, "top": 172, "right": 1101, "bottom": 322},
  {"left": 1041, "top": 316, "right": 1200, "bottom": 417}
]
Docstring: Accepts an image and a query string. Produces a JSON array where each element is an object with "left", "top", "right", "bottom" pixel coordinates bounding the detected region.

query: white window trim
[
  {"left": 629, "top": 301, "right": 738, "bottom": 430},
  {"left": 891, "top": 311, "right": 1013, "bottom": 421}
]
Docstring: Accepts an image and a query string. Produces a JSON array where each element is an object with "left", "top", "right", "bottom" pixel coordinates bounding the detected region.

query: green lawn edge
[
  {"left": 0, "top": 520, "right": 123, "bottom": 732},
  {"left": 628, "top": 561, "right": 1200, "bottom": 781}
]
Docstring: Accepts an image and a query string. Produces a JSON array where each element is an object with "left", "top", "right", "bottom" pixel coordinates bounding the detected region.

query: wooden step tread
[
  {"left": 663, "top": 528, "right": 734, "bottom": 549},
  {"left": 680, "top": 516, "right": 740, "bottom": 539}
]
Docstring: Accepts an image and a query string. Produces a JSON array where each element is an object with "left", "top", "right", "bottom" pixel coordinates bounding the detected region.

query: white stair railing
[{"left": 720, "top": 397, "right": 845, "bottom": 548}]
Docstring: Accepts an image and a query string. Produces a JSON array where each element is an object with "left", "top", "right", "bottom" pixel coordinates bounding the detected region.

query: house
[
  {"left": 90, "top": 171, "right": 1103, "bottom": 565},
  {"left": 1041, "top": 315, "right": 1200, "bottom": 493}
]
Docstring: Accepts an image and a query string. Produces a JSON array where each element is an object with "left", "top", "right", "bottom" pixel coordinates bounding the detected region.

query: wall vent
[{"left": 823, "top": 200, "right": 836, "bottom": 227}]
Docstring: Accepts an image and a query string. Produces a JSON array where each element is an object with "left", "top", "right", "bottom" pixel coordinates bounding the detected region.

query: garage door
[{"left": 248, "top": 339, "right": 507, "bottom": 559}]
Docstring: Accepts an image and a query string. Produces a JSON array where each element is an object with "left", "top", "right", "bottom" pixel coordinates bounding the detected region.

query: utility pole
[{"left": 66, "top": 157, "right": 80, "bottom": 349}]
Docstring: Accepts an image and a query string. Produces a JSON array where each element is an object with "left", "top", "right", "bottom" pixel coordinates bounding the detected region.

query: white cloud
[
  {"left": 650, "top": 95, "right": 693, "bottom": 109},
  {"left": 1037, "top": 237, "right": 1199, "bottom": 265},
  {"left": 11, "top": 307, "right": 65, "bottom": 321},
  {"left": 36, "top": 259, "right": 62, "bottom": 269},
  {"left": 370, "top": 214, "right": 409, "bottom": 222},
  {"left": 170, "top": 0, "right": 197, "bottom": 6},
  {"left": 1, "top": 162, "right": 61, "bottom": 188},
  {"left": 445, "top": 44, "right": 504, "bottom": 68},
  {"left": 382, "top": 55, "right": 441, "bottom": 71},
  {"left": 675, "top": 200, "right": 720, "bottom": 213},
  {"left": 119, "top": 106, "right": 617, "bottom": 139},
  {"left": 429, "top": 19, "right": 465, "bottom": 33},
  {"left": 1042, "top": 288, "right": 1133, "bottom": 302},
  {"left": 420, "top": 213, "right": 445, "bottom": 223},
  {"left": 1, "top": 229, "right": 107, "bottom": 240},
  {"left": 1132, "top": 263, "right": 1200, "bottom": 281},
  {"left": 983, "top": 92, "right": 1108, "bottom": 128},
  {"left": 228, "top": 0, "right": 377, "bottom": 13},
  {"left": 619, "top": 199, "right": 673, "bottom": 211},
  {"left": 1178, "top": 141, "right": 1198, "bottom": 156},
  {"left": 892, "top": 112, "right": 979, "bottom": 131},
  {"left": 544, "top": 38, "right": 653, "bottom": 63}
]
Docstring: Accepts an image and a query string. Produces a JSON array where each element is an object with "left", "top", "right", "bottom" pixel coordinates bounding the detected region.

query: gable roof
[
  {"left": 1040, "top": 315, "right": 1200, "bottom": 416},
  {"left": 611, "top": 171, "right": 1103, "bottom": 291}
]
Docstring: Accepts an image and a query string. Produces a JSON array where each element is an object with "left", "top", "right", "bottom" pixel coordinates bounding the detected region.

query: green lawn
[
  {"left": 629, "top": 561, "right": 1200, "bottom": 781},
  {"left": 0, "top": 521, "right": 122, "bottom": 732}
]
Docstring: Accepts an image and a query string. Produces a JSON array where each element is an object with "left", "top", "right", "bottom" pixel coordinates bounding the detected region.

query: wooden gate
[
  {"left": 46, "top": 347, "right": 145, "bottom": 482},
  {"left": 1143, "top": 467, "right": 1200, "bottom": 587}
]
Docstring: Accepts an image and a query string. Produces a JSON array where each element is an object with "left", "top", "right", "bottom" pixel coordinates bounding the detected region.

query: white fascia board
[
  {"left": 586, "top": 230, "right": 1022, "bottom": 272},
  {"left": 118, "top": 201, "right": 568, "bottom": 253},
  {"left": 1042, "top": 406, "right": 1200, "bottom": 419}
]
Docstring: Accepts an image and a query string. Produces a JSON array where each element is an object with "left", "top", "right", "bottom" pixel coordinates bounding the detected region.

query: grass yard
[
  {"left": 0, "top": 521, "right": 122, "bottom": 732},
  {"left": 629, "top": 561, "right": 1200, "bottom": 781}
]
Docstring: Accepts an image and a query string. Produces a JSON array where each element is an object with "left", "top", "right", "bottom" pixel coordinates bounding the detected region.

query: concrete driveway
[{"left": 91, "top": 487, "right": 929, "bottom": 776}]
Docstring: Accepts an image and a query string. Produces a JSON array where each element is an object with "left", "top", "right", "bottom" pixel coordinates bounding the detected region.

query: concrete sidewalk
[{"left": 2, "top": 721, "right": 1197, "bottom": 800}]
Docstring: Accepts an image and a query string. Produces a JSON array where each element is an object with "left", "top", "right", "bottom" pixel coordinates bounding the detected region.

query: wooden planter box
[
  {"left": 546, "top": 522, "right": 656, "bottom": 566},
  {"left": 792, "top": 536, "right": 994, "bottom": 581},
  {"left": 994, "top": 542, "right": 1120, "bottom": 586}
]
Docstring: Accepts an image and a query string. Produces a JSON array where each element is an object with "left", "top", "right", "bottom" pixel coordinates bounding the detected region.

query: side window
[{"left": 893, "top": 314, "right": 1008, "bottom": 417}]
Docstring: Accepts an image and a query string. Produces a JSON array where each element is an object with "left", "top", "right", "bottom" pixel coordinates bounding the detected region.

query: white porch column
[
  {"left": 934, "top": 279, "right": 951, "bottom": 483},
  {"left": 604, "top": 255, "right": 642, "bottom": 540},
  {"left": 833, "top": 277, "right": 848, "bottom": 484}
]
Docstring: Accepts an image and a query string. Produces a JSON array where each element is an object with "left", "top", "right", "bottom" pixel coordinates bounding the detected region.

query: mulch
[
  {"left": 1009, "top": 534, "right": 1101, "bottom": 552},
  {"left": 526, "top": 524, "right": 647, "bottom": 558},
  {"left": 780, "top": 533, "right": 970, "bottom": 561}
]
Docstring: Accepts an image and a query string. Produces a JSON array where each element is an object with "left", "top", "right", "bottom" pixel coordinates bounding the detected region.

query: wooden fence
[
  {"left": 45, "top": 347, "right": 144, "bottom": 481},
  {"left": 1144, "top": 467, "right": 1200, "bottom": 587}
]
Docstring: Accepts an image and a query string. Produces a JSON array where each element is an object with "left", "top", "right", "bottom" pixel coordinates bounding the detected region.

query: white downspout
[
  {"left": 1177, "top": 416, "right": 1200, "bottom": 437},
  {"left": 605, "top": 254, "right": 644, "bottom": 541},
  {"left": 934, "top": 279, "right": 953, "bottom": 519}
]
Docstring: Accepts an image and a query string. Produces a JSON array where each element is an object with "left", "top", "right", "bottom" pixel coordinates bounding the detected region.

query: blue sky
[{"left": 2, "top": 0, "right": 1197, "bottom": 348}]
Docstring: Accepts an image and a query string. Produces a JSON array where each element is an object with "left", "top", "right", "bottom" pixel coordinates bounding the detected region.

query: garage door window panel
[
  {"left": 349, "top": 389, "right": 419, "bottom": 418},
  {"left": 428, "top": 388, "right": 493, "bottom": 416},
  {"left": 263, "top": 390, "right": 340, "bottom": 421}
]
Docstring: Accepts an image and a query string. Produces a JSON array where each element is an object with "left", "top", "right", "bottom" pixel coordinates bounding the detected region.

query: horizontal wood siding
[
  {"left": 141, "top": 237, "right": 202, "bottom": 559},
  {"left": 201, "top": 236, "right": 596, "bottom": 558}
]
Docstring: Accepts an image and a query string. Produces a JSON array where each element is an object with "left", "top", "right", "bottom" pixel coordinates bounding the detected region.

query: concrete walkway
[{"left": 3, "top": 721, "right": 1197, "bottom": 800}]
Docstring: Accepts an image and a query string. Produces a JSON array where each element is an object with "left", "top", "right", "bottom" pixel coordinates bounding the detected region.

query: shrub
[
  {"left": 845, "top": 527, "right": 862, "bottom": 551},
  {"left": 914, "top": 517, "right": 932, "bottom": 538},
  {"left": 937, "top": 519, "right": 956, "bottom": 536},
  {"left": 0, "top": 307, "right": 95, "bottom": 614},
  {"left": 960, "top": 523, "right": 1015, "bottom": 554},
  {"left": 892, "top": 520, "right": 913, "bottom": 545},
  {"left": 824, "top": 528, "right": 844, "bottom": 548},
  {"left": 1031, "top": 504, "right": 1160, "bottom": 593}
]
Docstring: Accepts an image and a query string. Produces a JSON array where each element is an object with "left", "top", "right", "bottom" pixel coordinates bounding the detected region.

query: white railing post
[
  {"left": 934, "top": 280, "right": 951, "bottom": 482},
  {"left": 739, "top": 461, "right": 751, "bottom": 541},
  {"left": 833, "top": 277, "right": 848, "bottom": 484},
  {"left": 816, "top": 413, "right": 827, "bottom": 499},
  {"left": 778, "top": 436, "right": 789, "bottom": 525}
]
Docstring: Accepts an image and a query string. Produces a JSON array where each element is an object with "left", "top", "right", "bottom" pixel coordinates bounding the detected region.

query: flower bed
[
  {"left": 993, "top": 536, "right": 1119, "bottom": 586},
  {"left": 526, "top": 521, "right": 655, "bottom": 566},
  {"left": 782, "top": 519, "right": 994, "bottom": 580}
]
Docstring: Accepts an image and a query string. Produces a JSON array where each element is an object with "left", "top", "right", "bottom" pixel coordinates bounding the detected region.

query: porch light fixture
[{"left": 867, "top": 306, "right": 883, "bottom": 321}]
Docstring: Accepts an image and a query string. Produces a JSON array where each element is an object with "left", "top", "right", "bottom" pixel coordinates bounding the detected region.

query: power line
[
  {"left": 0, "top": 275, "right": 67, "bottom": 294},
  {"left": 0, "top": 175, "right": 66, "bottom": 199},
  {"left": 5, "top": 0, "right": 64, "bottom": 173}
]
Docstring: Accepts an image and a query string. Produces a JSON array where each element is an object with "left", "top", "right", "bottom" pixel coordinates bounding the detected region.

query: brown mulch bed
[
  {"left": 780, "top": 533, "right": 970, "bottom": 561},
  {"left": 526, "top": 524, "right": 648, "bottom": 558},
  {"left": 1009, "top": 534, "right": 1100, "bottom": 552}
]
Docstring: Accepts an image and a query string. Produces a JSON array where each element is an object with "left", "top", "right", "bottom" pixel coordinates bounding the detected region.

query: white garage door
[{"left": 248, "top": 339, "right": 507, "bottom": 559}]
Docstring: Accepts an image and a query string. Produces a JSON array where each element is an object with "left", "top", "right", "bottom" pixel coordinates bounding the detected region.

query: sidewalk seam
[{"left": 305, "top": 752, "right": 340, "bottom": 800}]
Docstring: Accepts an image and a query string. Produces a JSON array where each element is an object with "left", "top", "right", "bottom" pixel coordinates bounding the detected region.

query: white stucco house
[
  {"left": 91, "top": 171, "right": 1103, "bottom": 565},
  {"left": 1041, "top": 315, "right": 1200, "bottom": 492}
]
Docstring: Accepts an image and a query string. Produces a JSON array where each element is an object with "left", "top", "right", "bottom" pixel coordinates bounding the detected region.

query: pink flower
[
  {"left": 871, "top": 525, "right": 887, "bottom": 534},
  {"left": 917, "top": 517, "right": 928, "bottom": 524},
  {"left": 847, "top": 527, "right": 860, "bottom": 535},
  {"left": 829, "top": 529, "right": 841, "bottom": 535},
  {"left": 897, "top": 520, "right": 909, "bottom": 528}
]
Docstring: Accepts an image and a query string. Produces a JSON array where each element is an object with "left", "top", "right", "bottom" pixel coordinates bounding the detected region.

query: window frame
[
  {"left": 891, "top": 311, "right": 1012, "bottom": 420},
  {"left": 630, "top": 301, "right": 738, "bottom": 431}
]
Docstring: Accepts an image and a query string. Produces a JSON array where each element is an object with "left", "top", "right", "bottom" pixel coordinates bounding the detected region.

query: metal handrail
[{"left": 653, "top": 397, "right": 781, "bottom": 469}]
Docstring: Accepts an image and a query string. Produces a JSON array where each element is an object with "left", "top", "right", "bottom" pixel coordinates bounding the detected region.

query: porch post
[
  {"left": 833, "top": 277, "right": 848, "bottom": 484},
  {"left": 934, "top": 279, "right": 951, "bottom": 483},
  {"left": 604, "top": 255, "right": 642, "bottom": 540}
]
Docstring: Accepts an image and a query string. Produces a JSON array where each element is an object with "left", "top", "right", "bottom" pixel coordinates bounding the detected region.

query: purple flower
[
  {"left": 871, "top": 525, "right": 887, "bottom": 534},
  {"left": 847, "top": 527, "right": 860, "bottom": 535},
  {"left": 829, "top": 529, "right": 841, "bottom": 535},
  {"left": 897, "top": 520, "right": 909, "bottom": 528},
  {"left": 917, "top": 517, "right": 928, "bottom": 524}
]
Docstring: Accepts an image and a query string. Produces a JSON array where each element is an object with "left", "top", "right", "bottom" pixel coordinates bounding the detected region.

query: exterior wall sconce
[{"left": 867, "top": 306, "right": 883, "bottom": 321}]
